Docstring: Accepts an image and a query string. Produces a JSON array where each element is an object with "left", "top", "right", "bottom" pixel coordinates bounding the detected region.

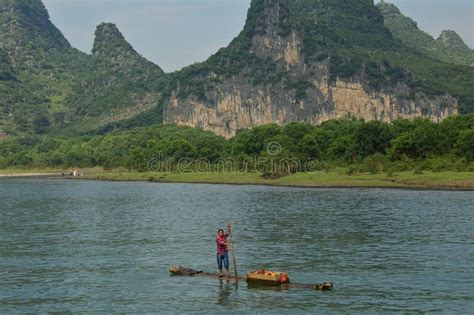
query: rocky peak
[
  {"left": 93, "top": 23, "right": 131, "bottom": 59},
  {"left": 242, "top": 0, "right": 390, "bottom": 46},
  {"left": 246, "top": 0, "right": 382, "bottom": 27},
  {"left": 92, "top": 22, "right": 163, "bottom": 74},
  {"left": 162, "top": 0, "right": 463, "bottom": 138},
  {"left": 378, "top": 2, "right": 474, "bottom": 67},
  {"left": 377, "top": 2, "right": 415, "bottom": 26},
  {"left": 66, "top": 22, "right": 164, "bottom": 118},
  {"left": 377, "top": 2, "right": 401, "bottom": 14},
  {"left": 437, "top": 30, "right": 471, "bottom": 52},
  {"left": 0, "top": 0, "right": 71, "bottom": 54},
  {"left": 228, "top": 0, "right": 394, "bottom": 72}
]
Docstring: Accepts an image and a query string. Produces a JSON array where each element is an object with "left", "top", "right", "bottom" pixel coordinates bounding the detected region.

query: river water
[{"left": 0, "top": 178, "right": 473, "bottom": 314}]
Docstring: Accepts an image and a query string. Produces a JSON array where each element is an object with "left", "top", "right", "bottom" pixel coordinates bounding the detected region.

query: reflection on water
[
  {"left": 0, "top": 178, "right": 473, "bottom": 313},
  {"left": 217, "top": 279, "right": 234, "bottom": 306}
]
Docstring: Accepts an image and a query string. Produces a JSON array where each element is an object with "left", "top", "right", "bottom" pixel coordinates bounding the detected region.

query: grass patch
[
  {"left": 75, "top": 169, "right": 474, "bottom": 190},
  {"left": 2, "top": 167, "right": 473, "bottom": 190}
]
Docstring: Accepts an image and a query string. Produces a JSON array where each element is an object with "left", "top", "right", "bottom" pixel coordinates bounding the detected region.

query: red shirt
[{"left": 216, "top": 234, "right": 228, "bottom": 255}]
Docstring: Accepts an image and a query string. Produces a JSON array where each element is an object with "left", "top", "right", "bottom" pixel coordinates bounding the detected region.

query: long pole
[{"left": 227, "top": 223, "right": 238, "bottom": 283}]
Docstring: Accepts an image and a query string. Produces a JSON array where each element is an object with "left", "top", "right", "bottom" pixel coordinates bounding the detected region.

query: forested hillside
[{"left": 0, "top": 0, "right": 473, "bottom": 138}]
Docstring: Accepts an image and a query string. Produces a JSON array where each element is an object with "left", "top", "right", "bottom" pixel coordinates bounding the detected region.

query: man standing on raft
[{"left": 216, "top": 229, "right": 230, "bottom": 278}]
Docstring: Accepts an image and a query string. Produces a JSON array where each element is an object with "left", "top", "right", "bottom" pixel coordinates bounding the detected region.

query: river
[{"left": 1, "top": 178, "right": 473, "bottom": 313}]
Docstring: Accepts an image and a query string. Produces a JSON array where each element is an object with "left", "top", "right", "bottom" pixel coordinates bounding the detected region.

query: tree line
[{"left": 1, "top": 115, "right": 473, "bottom": 176}]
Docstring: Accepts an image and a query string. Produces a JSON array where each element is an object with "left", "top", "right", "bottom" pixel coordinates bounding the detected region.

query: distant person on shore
[{"left": 216, "top": 229, "right": 230, "bottom": 278}]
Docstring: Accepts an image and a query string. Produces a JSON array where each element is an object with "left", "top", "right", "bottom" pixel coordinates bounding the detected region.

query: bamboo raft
[{"left": 169, "top": 266, "right": 333, "bottom": 291}]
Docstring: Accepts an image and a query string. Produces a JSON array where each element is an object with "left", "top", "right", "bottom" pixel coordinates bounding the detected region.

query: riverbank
[
  {"left": 2, "top": 168, "right": 474, "bottom": 190},
  {"left": 0, "top": 172, "right": 59, "bottom": 178},
  {"left": 79, "top": 169, "right": 474, "bottom": 190},
  {"left": 0, "top": 168, "right": 62, "bottom": 178}
]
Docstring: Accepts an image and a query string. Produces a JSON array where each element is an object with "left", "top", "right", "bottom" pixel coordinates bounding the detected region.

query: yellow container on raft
[{"left": 246, "top": 269, "right": 289, "bottom": 286}]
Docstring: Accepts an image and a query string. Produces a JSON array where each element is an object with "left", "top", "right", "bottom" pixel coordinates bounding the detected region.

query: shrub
[
  {"left": 362, "top": 153, "right": 388, "bottom": 174},
  {"left": 413, "top": 166, "right": 423, "bottom": 174}
]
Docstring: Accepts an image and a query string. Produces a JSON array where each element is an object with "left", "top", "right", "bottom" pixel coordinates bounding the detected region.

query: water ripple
[{"left": 0, "top": 179, "right": 473, "bottom": 313}]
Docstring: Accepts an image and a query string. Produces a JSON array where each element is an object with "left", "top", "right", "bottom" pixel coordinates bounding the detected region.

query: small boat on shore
[{"left": 169, "top": 266, "right": 333, "bottom": 291}]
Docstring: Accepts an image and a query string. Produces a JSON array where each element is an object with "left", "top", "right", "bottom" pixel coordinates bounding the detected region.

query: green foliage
[
  {"left": 3, "top": 116, "right": 473, "bottom": 173},
  {"left": 456, "top": 129, "right": 474, "bottom": 161},
  {"left": 378, "top": 3, "right": 474, "bottom": 66},
  {"left": 388, "top": 118, "right": 461, "bottom": 160},
  {"left": 66, "top": 23, "right": 165, "bottom": 117},
  {"left": 361, "top": 153, "right": 388, "bottom": 174},
  {"left": 1, "top": 0, "right": 474, "bottom": 140},
  {"left": 0, "top": 49, "right": 15, "bottom": 81},
  {"left": 0, "top": 6, "right": 165, "bottom": 135},
  {"left": 327, "top": 136, "right": 356, "bottom": 163},
  {"left": 353, "top": 121, "right": 394, "bottom": 158},
  {"left": 0, "top": 0, "right": 91, "bottom": 133},
  {"left": 424, "top": 156, "right": 457, "bottom": 173},
  {"left": 413, "top": 166, "right": 423, "bottom": 175},
  {"left": 438, "top": 30, "right": 473, "bottom": 54},
  {"left": 376, "top": 3, "right": 474, "bottom": 114},
  {"left": 32, "top": 114, "right": 50, "bottom": 134},
  {"left": 160, "top": 0, "right": 474, "bottom": 118}
]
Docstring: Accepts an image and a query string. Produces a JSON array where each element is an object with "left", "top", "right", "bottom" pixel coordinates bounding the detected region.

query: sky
[{"left": 43, "top": 0, "right": 474, "bottom": 73}]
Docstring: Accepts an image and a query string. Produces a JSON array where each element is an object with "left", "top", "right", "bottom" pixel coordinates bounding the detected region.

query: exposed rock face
[
  {"left": 166, "top": 78, "right": 457, "bottom": 139},
  {"left": 164, "top": 0, "right": 459, "bottom": 138},
  {"left": 0, "top": 0, "right": 469, "bottom": 135}
]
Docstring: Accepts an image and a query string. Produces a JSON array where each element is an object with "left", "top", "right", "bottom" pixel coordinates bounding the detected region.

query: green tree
[
  {"left": 354, "top": 121, "right": 394, "bottom": 158},
  {"left": 125, "top": 148, "right": 148, "bottom": 171},
  {"left": 456, "top": 129, "right": 474, "bottom": 161},
  {"left": 389, "top": 120, "right": 444, "bottom": 160},
  {"left": 165, "top": 140, "right": 197, "bottom": 160},
  {"left": 33, "top": 114, "right": 50, "bottom": 134},
  {"left": 300, "top": 133, "right": 323, "bottom": 159},
  {"left": 327, "top": 135, "right": 356, "bottom": 162}
]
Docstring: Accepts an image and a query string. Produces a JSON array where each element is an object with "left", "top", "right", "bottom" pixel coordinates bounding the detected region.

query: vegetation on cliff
[
  {"left": 0, "top": 1, "right": 166, "bottom": 135},
  {"left": 378, "top": 2, "right": 474, "bottom": 66},
  {"left": 0, "top": 0, "right": 90, "bottom": 134},
  {"left": 162, "top": 0, "right": 474, "bottom": 121},
  {"left": 65, "top": 23, "right": 166, "bottom": 118},
  {"left": 437, "top": 30, "right": 473, "bottom": 55},
  {"left": 1, "top": 0, "right": 473, "bottom": 136}
]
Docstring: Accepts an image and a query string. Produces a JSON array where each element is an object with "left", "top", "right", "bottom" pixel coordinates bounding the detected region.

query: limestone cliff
[
  {"left": 163, "top": 0, "right": 459, "bottom": 138},
  {"left": 1, "top": 0, "right": 470, "bottom": 136}
]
